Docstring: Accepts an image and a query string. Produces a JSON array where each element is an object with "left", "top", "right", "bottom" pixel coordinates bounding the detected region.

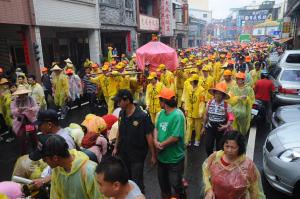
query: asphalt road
[{"left": 0, "top": 104, "right": 294, "bottom": 199}]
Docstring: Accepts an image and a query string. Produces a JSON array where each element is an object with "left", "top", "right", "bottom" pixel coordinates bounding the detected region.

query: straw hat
[
  {"left": 64, "top": 58, "right": 72, "bottom": 64},
  {"left": 0, "top": 78, "right": 9, "bottom": 85},
  {"left": 208, "top": 83, "right": 230, "bottom": 100},
  {"left": 51, "top": 64, "right": 62, "bottom": 71},
  {"left": 12, "top": 85, "right": 31, "bottom": 95}
]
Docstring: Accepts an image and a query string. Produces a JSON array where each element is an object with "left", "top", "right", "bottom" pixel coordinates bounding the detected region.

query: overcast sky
[{"left": 209, "top": 0, "right": 283, "bottom": 19}]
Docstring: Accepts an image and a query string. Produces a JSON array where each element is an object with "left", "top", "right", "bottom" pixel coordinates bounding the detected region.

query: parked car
[
  {"left": 263, "top": 122, "right": 300, "bottom": 197},
  {"left": 269, "top": 51, "right": 300, "bottom": 105},
  {"left": 272, "top": 105, "right": 300, "bottom": 129}
]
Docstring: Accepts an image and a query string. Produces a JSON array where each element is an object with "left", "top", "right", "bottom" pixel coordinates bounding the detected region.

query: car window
[
  {"left": 286, "top": 54, "right": 300, "bottom": 63},
  {"left": 270, "top": 67, "right": 282, "bottom": 79},
  {"left": 280, "top": 70, "right": 300, "bottom": 82}
]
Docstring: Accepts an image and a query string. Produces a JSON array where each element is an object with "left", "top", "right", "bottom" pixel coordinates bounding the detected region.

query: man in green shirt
[{"left": 154, "top": 88, "right": 186, "bottom": 199}]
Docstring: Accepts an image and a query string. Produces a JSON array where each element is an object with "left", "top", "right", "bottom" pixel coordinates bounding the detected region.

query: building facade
[
  {"left": 285, "top": 0, "right": 300, "bottom": 48},
  {"left": 99, "top": 0, "right": 137, "bottom": 59},
  {"left": 136, "top": 0, "right": 160, "bottom": 46},
  {"left": 33, "top": 0, "right": 101, "bottom": 69},
  {"left": 0, "top": 0, "right": 38, "bottom": 77},
  {"left": 188, "top": 16, "right": 206, "bottom": 47}
]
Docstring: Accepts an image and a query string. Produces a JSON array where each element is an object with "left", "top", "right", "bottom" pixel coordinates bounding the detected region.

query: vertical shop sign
[
  {"left": 160, "top": 0, "right": 173, "bottom": 36},
  {"left": 127, "top": 32, "right": 131, "bottom": 52},
  {"left": 21, "top": 32, "right": 30, "bottom": 65}
]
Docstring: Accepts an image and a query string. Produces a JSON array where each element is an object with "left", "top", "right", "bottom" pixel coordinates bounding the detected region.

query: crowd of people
[{"left": 0, "top": 41, "right": 281, "bottom": 199}]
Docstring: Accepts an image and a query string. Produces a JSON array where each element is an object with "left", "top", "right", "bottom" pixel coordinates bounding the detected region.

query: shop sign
[
  {"left": 139, "top": 15, "right": 159, "bottom": 31},
  {"left": 161, "top": 0, "right": 173, "bottom": 36},
  {"left": 127, "top": 32, "right": 131, "bottom": 52},
  {"left": 238, "top": 9, "right": 271, "bottom": 23},
  {"left": 21, "top": 32, "right": 30, "bottom": 65}
]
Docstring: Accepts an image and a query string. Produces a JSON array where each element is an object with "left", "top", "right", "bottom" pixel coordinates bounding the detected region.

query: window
[
  {"left": 280, "top": 70, "right": 300, "bottom": 82},
  {"left": 100, "top": 0, "right": 117, "bottom": 6},
  {"left": 286, "top": 54, "right": 300, "bottom": 64},
  {"left": 125, "top": 0, "right": 133, "bottom": 9},
  {"left": 203, "top": 13, "right": 207, "bottom": 18},
  {"left": 270, "top": 67, "right": 282, "bottom": 79}
]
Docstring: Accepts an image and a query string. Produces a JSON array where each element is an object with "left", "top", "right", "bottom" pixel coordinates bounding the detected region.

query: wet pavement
[{"left": 0, "top": 105, "right": 294, "bottom": 199}]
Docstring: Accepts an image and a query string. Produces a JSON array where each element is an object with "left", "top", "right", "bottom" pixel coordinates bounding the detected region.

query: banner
[{"left": 160, "top": 0, "right": 173, "bottom": 36}]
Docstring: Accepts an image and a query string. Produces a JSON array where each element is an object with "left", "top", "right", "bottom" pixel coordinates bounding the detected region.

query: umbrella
[{"left": 136, "top": 41, "right": 179, "bottom": 71}]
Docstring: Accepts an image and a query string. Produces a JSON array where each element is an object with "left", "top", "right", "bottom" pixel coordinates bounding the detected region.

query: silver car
[
  {"left": 263, "top": 122, "right": 300, "bottom": 196},
  {"left": 272, "top": 105, "right": 300, "bottom": 129},
  {"left": 269, "top": 66, "right": 300, "bottom": 105}
]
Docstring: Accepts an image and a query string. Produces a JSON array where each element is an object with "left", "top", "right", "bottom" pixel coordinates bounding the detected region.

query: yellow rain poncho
[
  {"left": 160, "top": 70, "right": 175, "bottom": 93},
  {"left": 0, "top": 88, "right": 12, "bottom": 127},
  {"left": 12, "top": 155, "right": 48, "bottom": 180},
  {"left": 146, "top": 82, "right": 164, "bottom": 123},
  {"left": 29, "top": 83, "right": 47, "bottom": 110},
  {"left": 202, "top": 151, "right": 265, "bottom": 199},
  {"left": 52, "top": 73, "right": 69, "bottom": 107},
  {"left": 81, "top": 114, "right": 107, "bottom": 133},
  {"left": 199, "top": 75, "right": 214, "bottom": 102},
  {"left": 250, "top": 69, "right": 261, "bottom": 87},
  {"left": 175, "top": 69, "right": 188, "bottom": 107},
  {"left": 50, "top": 149, "right": 105, "bottom": 199},
  {"left": 182, "top": 79, "right": 206, "bottom": 144},
  {"left": 91, "top": 74, "right": 119, "bottom": 114},
  {"left": 228, "top": 84, "right": 255, "bottom": 135}
]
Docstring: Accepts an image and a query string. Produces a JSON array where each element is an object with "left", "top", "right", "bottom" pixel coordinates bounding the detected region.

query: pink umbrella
[{"left": 136, "top": 41, "right": 179, "bottom": 72}]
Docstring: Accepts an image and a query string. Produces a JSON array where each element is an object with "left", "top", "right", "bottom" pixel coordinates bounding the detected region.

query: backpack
[{"left": 81, "top": 132, "right": 99, "bottom": 149}]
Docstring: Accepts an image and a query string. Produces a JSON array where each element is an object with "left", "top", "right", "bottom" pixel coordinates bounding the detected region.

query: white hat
[
  {"left": 51, "top": 64, "right": 63, "bottom": 71},
  {"left": 64, "top": 58, "right": 72, "bottom": 64},
  {"left": 12, "top": 85, "right": 31, "bottom": 95}
]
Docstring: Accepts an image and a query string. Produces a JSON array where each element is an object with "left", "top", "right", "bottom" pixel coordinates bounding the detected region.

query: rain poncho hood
[{"left": 50, "top": 149, "right": 105, "bottom": 199}]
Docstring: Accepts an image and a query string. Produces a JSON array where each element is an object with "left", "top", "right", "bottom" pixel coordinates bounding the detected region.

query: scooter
[{"left": 251, "top": 99, "right": 266, "bottom": 126}]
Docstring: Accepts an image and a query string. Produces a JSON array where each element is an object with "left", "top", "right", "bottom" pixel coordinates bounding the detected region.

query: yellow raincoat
[
  {"left": 212, "top": 61, "right": 222, "bottom": 83},
  {"left": 250, "top": 69, "right": 261, "bottom": 87},
  {"left": 12, "top": 155, "right": 48, "bottom": 180},
  {"left": 160, "top": 70, "right": 175, "bottom": 93},
  {"left": 50, "top": 149, "right": 105, "bottom": 199},
  {"left": 29, "top": 83, "right": 47, "bottom": 110},
  {"left": 228, "top": 85, "right": 255, "bottom": 135},
  {"left": 219, "top": 79, "right": 237, "bottom": 92},
  {"left": 182, "top": 82, "right": 206, "bottom": 144},
  {"left": 52, "top": 73, "right": 69, "bottom": 107},
  {"left": 146, "top": 82, "right": 164, "bottom": 123},
  {"left": 199, "top": 75, "right": 214, "bottom": 102},
  {"left": 0, "top": 88, "right": 12, "bottom": 127},
  {"left": 91, "top": 74, "right": 119, "bottom": 114},
  {"left": 175, "top": 70, "right": 188, "bottom": 107}
]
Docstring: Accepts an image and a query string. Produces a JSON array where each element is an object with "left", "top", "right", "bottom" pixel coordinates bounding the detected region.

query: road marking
[{"left": 246, "top": 126, "right": 257, "bottom": 160}]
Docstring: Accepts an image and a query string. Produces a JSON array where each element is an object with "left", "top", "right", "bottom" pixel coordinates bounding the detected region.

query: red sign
[
  {"left": 21, "top": 32, "right": 30, "bottom": 65},
  {"left": 127, "top": 32, "right": 131, "bottom": 52}
]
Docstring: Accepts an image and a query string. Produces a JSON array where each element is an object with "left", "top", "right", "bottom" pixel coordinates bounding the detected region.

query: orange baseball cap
[
  {"left": 245, "top": 56, "right": 251, "bottom": 62},
  {"left": 41, "top": 67, "right": 48, "bottom": 72},
  {"left": 235, "top": 72, "right": 246, "bottom": 80},
  {"left": 92, "top": 63, "right": 99, "bottom": 68},
  {"left": 65, "top": 68, "right": 73, "bottom": 75},
  {"left": 223, "top": 70, "right": 232, "bottom": 76},
  {"left": 159, "top": 88, "right": 175, "bottom": 100}
]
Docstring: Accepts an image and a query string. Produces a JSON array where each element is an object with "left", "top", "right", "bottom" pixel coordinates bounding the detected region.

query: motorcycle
[{"left": 251, "top": 99, "right": 266, "bottom": 126}]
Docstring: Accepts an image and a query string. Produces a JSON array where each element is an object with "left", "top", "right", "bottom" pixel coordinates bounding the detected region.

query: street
[{"left": 0, "top": 105, "right": 293, "bottom": 199}]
